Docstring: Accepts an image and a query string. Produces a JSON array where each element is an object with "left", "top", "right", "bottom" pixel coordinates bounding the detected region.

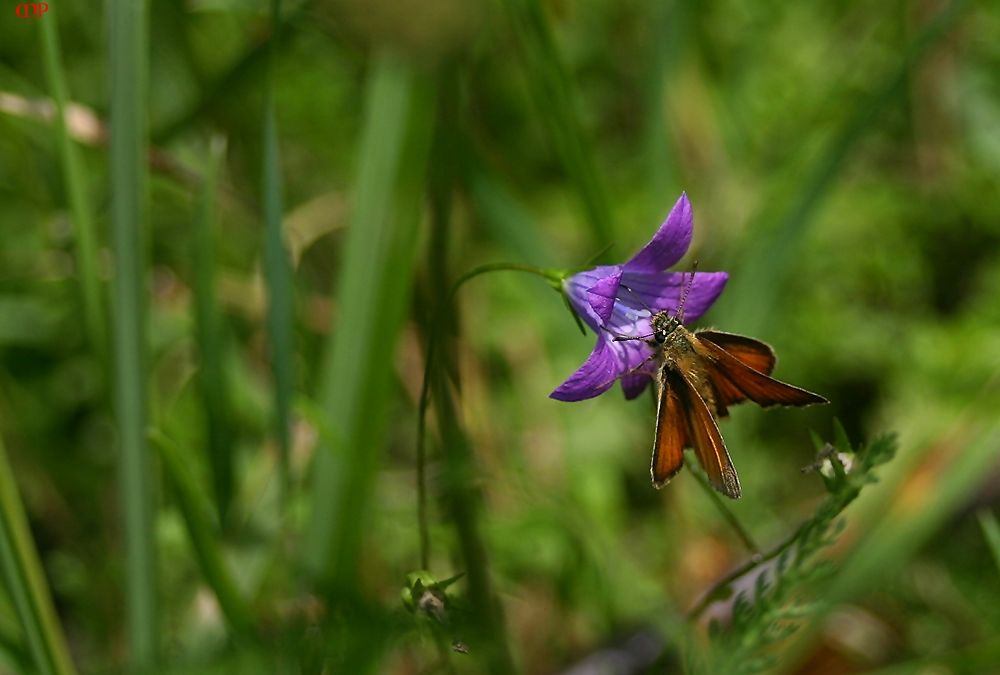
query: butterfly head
[{"left": 650, "top": 311, "right": 681, "bottom": 344}]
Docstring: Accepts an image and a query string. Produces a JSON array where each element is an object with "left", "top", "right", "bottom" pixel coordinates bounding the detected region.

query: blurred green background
[{"left": 1, "top": 0, "right": 1000, "bottom": 672}]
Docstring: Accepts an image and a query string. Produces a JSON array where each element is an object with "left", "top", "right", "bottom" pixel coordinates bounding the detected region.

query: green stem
[
  {"left": 451, "top": 262, "right": 563, "bottom": 296},
  {"left": 415, "top": 76, "right": 517, "bottom": 668},
  {"left": 415, "top": 259, "right": 569, "bottom": 569},
  {"left": 687, "top": 526, "right": 798, "bottom": 621},
  {"left": 0, "top": 432, "right": 78, "bottom": 675},
  {"left": 416, "top": 330, "right": 435, "bottom": 571},
  {"left": 688, "top": 464, "right": 761, "bottom": 556},
  {"left": 430, "top": 361, "right": 517, "bottom": 673}
]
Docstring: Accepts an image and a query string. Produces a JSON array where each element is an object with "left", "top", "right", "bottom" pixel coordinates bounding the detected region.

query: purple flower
[{"left": 551, "top": 193, "right": 728, "bottom": 402}]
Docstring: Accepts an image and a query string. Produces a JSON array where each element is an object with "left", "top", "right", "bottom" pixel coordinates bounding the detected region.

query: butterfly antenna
[
  {"left": 676, "top": 260, "right": 698, "bottom": 324},
  {"left": 619, "top": 283, "right": 655, "bottom": 314}
]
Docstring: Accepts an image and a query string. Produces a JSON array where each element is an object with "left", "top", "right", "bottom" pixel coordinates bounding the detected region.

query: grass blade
[
  {"left": 304, "top": 52, "right": 435, "bottom": 592},
  {"left": 193, "top": 136, "right": 235, "bottom": 520},
  {"left": 501, "top": 0, "right": 614, "bottom": 251},
  {"left": 38, "top": 16, "right": 105, "bottom": 359},
  {"left": 0, "top": 432, "right": 78, "bottom": 675},
  {"left": 149, "top": 431, "right": 253, "bottom": 636},
  {"left": 640, "top": 0, "right": 686, "bottom": 216},
  {"left": 108, "top": 0, "right": 156, "bottom": 664},
  {"left": 262, "top": 0, "right": 293, "bottom": 491}
]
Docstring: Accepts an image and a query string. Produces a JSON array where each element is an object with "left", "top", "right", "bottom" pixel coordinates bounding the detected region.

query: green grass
[
  {"left": 192, "top": 136, "right": 236, "bottom": 521},
  {"left": 108, "top": 0, "right": 156, "bottom": 665},
  {"left": 38, "top": 17, "right": 104, "bottom": 359},
  {"left": 0, "top": 433, "right": 76, "bottom": 675},
  {"left": 149, "top": 431, "right": 252, "bottom": 636},
  {"left": 979, "top": 509, "right": 1000, "bottom": 577},
  {"left": 501, "top": 0, "right": 614, "bottom": 253},
  {"left": 1, "top": 0, "right": 998, "bottom": 672},
  {"left": 719, "top": 0, "right": 972, "bottom": 335},
  {"left": 304, "top": 52, "right": 436, "bottom": 590},
  {"left": 261, "top": 0, "right": 293, "bottom": 496}
]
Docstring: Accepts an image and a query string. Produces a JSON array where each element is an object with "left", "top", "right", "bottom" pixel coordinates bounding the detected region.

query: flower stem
[
  {"left": 451, "top": 262, "right": 562, "bottom": 296},
  {"left": 689, "top": 464, "right": 761, "bottom": 556},
  {"left": 416, "top": 330, "right": 435, "bottom": 570}
]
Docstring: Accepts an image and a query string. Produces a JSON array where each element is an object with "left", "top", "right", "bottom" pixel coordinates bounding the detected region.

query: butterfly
[{"left": 612, "top": 280, "right": 828, "bottom": 499}]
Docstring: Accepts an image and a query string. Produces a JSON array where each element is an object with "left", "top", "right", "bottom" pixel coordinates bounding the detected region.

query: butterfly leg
[{"left": 600, "top": 326, "right": 655, "bottom": 342}]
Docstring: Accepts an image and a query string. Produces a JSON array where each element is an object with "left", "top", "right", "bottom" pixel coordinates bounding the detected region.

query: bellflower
[{"left": 551, "top": 193, "right": 728, "bottom": 402}]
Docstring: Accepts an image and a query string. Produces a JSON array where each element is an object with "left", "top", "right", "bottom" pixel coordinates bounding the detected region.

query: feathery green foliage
[{"left": 699, "top": 431, "right": 897, "bottom": 674}]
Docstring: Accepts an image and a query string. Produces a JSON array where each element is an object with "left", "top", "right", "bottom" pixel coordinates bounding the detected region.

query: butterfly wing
[
  {"left": 696, "top": 330, "right": 776, "bottom": 374},
  {"left": 666, "top": 365, "right": 742, "bottom": 499},
  {"left": 695, "top": 336, "right": 828, "bottom": 408},
  {"left": 650, "top": 366, "right": 686, "bottom": 488}
]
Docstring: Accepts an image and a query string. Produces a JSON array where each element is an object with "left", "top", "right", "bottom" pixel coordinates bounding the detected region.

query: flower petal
[
  {"left": 624, "top": 193, "right": 693, "bottom": 272},
  {"left": 550, "top": 337, "right": 620, "bottom": 401},
  {"left": 554, "top": 193, "right": 730, "bottom": 404},
  {"left": 604, "top": 299, "right": 653, "bottom": 338},
  {"left": 620, "top": 271, "right": 728, "bottom": 324},
  {"left": 586, "top": 269, "right": 622, "bottom": 325},
  {"left": 563, "top": 265, "right": 622, "bottom": 333},
  {"left": 621, "top": 373, "right": 652, "bottom": 400}
]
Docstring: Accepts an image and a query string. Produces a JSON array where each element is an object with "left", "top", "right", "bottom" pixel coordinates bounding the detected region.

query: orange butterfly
[{"left": 610, "top": 275, "right": 828, "bottom": 498}]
